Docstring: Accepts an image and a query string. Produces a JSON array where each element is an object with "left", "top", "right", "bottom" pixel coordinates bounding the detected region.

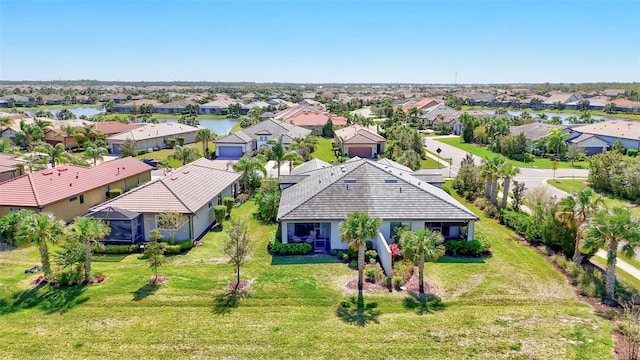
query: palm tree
[
  {"left": 84, "top": 142, "right": 109, "bottom": 166},
  {"left": 15, "top": 212, "right": 66, "bottom": 280},
  {"left": 556, "top": 188, "right": 604, "bottom": 264},
  {"left": 499, "top": 163, "right": 520, "bottom": 209},
  {"left": 15, "top": 120, "right": 43, "bottom": 151},
  {"left": 583, "top": 207, "right": 640, "bottom": 300},
  {"left": 536, "top": 112, "right": 547, "bottom": 121},
  {"left": 232, "top": 156, "right": 267, "bottom": 193},
  {"left": 480, "top": 155, "right": 506, "bottom": 205},
  {"left": 397, "top": 149, "right": 421, "bottom": 170},
  {"left": 268, "top": 138, "right": 301, "bottom": 177},
  {"left": 33, "top": 118, "right": 53, "bottom": 133},
  {"left": 36, "top": 143, "right": 69, "bottom": 168},
  {"left": 545, "top": 128, "right": 570, "bottom": 158},
  {"left": 195, "top": 129, "right": 214, "bottom": 158},
  {"left": 67, "top": 217, "right": 111, "bottom": 282},
  {"left": 399, "top": 229, "right": 445, "bottom": 297},
  {"left": 339, "top": 212, "right": 381, "bottom": 302},
  {"left": 169, "top": 145, "right": 200, "bottom": 166}
]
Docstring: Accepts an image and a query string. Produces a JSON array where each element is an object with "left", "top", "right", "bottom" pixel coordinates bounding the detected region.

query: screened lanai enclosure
[{"left": 87, "top": 206, "right": 144, "bottom": 244}]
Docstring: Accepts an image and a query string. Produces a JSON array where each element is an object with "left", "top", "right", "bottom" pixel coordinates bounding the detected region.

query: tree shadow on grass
[
  {"left": 212, "top": 288, "right": 249, "bottom": 315},
  {"left": 132, "top": 283, "right": 160, "bottom": 301},
  {"left": 336, "top": 292, "right": 381, "bottom": 327},
  {"left": 403, "top": 292, "right": 446, "bottom": 315},
  {"left": 0, "top": 283, "right": 89, "bottom": 315}
]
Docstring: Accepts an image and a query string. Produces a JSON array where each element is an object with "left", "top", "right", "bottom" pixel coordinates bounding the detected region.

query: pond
[
  {"left": 160, "top": 118, "right": 239, "bottom": 135},
  {"left": 25, "top": 107, "right": 104, "bottom": 118}
]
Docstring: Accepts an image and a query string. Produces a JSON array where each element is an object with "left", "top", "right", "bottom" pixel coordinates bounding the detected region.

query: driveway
[
  {"left": 265, "top": 160, "right": 292, "bottom": 177},
  {"left": 423, "top": 135, "right": 588, "bottom": 199}
]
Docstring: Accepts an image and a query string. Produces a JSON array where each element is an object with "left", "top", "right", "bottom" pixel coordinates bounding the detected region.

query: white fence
[{"left": 375, "top": 232, "right": 393, "bottom": 278}]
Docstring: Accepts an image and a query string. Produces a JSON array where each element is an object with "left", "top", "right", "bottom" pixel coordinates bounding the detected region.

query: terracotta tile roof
[
  {"left": 0, "top": 157, "right": 153, "bottom": 208},
  {"left": 611, "top": 98, "right": 640, "bottom": 107},
  {"left": 284, "top": 111, "right": 348, "bottom": 127},
  {"left": 402, "top": 98, "right": 439, "bottom": 113},
  {"left": 92, "top": 122, "right": 142, "bottom": 136},
  {"left": 90, "top": 158, "right": 241, "bottom": 214},
  {"left": 335, "top": 125, "right": 386, "bottom": 144}
]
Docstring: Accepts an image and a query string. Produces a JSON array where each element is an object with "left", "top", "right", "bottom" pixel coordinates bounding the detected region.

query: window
[
  {"left": 208, "top": 201, "right": 213, "bottom": 209},
  {"left": 425, "top": 222, "right": 442, "bottom": 233},
  {"left": 79, "top": 195, "right": 84, "bottom": 204},
  {"left": 69, "top": 196, "right": 78, "bottom": 202},
  {"left": 390, "top": 221, "right": 411, "bottom": 240}
]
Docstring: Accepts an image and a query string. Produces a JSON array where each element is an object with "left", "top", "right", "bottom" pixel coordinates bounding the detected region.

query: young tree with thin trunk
[
  {"left": 399, "top": 229, "right": 445, "bottom": 297},
  {"left": 156, "top": 211, "right": 189, "bottom": 242},
  {"left": 16, "top": 212, "right": 66, "bottom": 280},
  {"left": 232, "top": 156, "right": 266, "bottom": 193},
  {"left": 555, "top": 188, "right": 604, "bottom": 264},
  {"left": 339, "top": 212, "right": 381, "bottom": 305},
  {"left": 145, "top": 230, "right": 167, "bottom": 283},
  {"left": 223, "top": 219, "right": 253, "bottom": 291},
  {"left": 583, "top": 207, "right": 640, "bottom": 301},
  {"left": 195, "top": 129, "right": 214, "bottom": 158},
  {"left": 67, "top": 217, "right": 111, "bottom": 282},
  {"left": 170, "top": 145, "right": 200, "bottom": 166}
]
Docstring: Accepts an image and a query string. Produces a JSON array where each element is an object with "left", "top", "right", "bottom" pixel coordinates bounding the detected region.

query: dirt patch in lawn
[
  {"left": 227, "top": 280, "right": 252, "bottom": 292},
  {"left": 149, "top": 276, "right": 169, "bottom": 285},
  {"left": 342, "top": 276, "right": 390, "bottom": 293}
]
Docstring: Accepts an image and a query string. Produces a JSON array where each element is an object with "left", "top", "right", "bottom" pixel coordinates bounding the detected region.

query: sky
[{"left": 0, "top": 0, "right": 639, "bottom": 84}]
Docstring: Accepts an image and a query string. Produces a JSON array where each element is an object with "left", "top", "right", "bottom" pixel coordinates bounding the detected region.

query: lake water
[
  {"left": 160, "top": 118, "right": 239, "bottom": 135},
  {"left": 480, "top": 109, "right": 624, "bottom": 124},
  {"left": 25, "top": 106, "right": 105, "bottom": 118}
]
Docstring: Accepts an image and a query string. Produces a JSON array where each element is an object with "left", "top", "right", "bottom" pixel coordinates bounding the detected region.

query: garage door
[
  {"left": 583, "top": 147, "right": 605, "bottom": 156},
  {"left": 349, "top": 147, "right": 372, "bottom": 158},
  {"left": 218, "top": 146, "right": 244, "bottom": 159}
]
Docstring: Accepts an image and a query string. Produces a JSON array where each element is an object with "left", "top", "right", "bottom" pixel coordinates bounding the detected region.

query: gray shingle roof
[
  {"left": 90, "top": 158, "right": 240, "bottom": 214},
  {"left": 277, "top": 159, "right": 478, "bottom": 222},
  {"left": 215, "top": 131, "right": 253, "bottom": 144},
  {"left": 215, "top": 119, "right": 311, "bottom": 146},
  {"left": 290, "top": 158, "right": 331, "bottom": 175}
]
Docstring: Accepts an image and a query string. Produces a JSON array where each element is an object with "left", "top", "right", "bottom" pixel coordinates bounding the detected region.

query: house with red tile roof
[
  {"left": 401, "top": 97, "right": 440, "bottom": 113},
  {"left": 0, "top": 154, "right": 25, "bottom": 182},
  {"left": 283, "top": 111, "right": 347, "bottom": 134},
  {"left": 0, "top": 157, "right": 152, "bottom": 222},
  {"left": 610, "top": 98, "right": 640, "bottom": 113},
  {"left": 92, "top": 121, "right": 142, "bottom": 136}
]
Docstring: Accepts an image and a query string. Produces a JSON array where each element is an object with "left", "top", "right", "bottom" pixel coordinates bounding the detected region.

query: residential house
[
  {"left": 155, "top": 100, "right": 197, "bottom": 114},
  {"left": 199, "top": 99, "right": 249, "bottom": 115},
  {"left": 566, "top": 120, "right": 640, "bottom": 155},
  {"left": 106, "top": 122, "right": 200, "bottom": 154},
  {"left": 460, "top": 92, "right": 496, "bottom": 106},
  {"left": 277, "top": 158, "right": 478, "bottom": 276},
  {"left": 214, "top": 119, "right": 311, "bottom": 159},
  {"left": 91, "top": 121, "right": 143, "bottom": 137},
  {"left": 0, "top": 157, "right": 152, "bottom": 222},
  {"left": 401, "top": 97, "right": 440, "bottom": 113},
  {"left": 283, "top": 111, "right": 348, "bottom": 134},
  {"left": 39, "top": 94, "right": 65, "bottom": 105},
  {"left": 0, "top": 154, "right": 25, "bottom": 182},
  {"left": 112, "top": 99, "right": 162, "bottom": 114},
  {"left": 334, "top": 125, "right": 386, "bottom": 158},
  {"left": 601, "top": 89, "right": 625, "bottom": 97},
  {"left": 543, "top": 92, "right": 583, "bottom": 108},
  {"left": 44, "top": 119, "right": 91, "bottom": 150},
  {"left": 0, "top": 95, "right": 33, "bottom": 107},
  {"left": 509, "top": 123, "right": 563, "bottom": 141},
  {"left": 422, "top": 103, "right": 458, "bottom": 127},
  {"left": 610, "top": 99, "right": 640, "bottom": 113},
  {"left": 87, "top": 158, "right": 240, "bottom": 243},
  {"left": 439, "top": 110, "right": 492, "bottom": 135},
  {"left": 99, "top": 93, "right": 130, "bottom": 103}
]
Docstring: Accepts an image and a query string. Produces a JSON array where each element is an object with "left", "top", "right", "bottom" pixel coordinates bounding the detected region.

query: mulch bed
[
  {"left": 402, "top": 271, "right": 432, "bottom": 294},
  {"left": 149, "top": 276, "right": 169, "bottom": 285},
  {"left": 344, "top": 277, "right": 390, "bottom": 292},
  {"left": 227, "top": 280, "right": 251, "bottom": 292}
]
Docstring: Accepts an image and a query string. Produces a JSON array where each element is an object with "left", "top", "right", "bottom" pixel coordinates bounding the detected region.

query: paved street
[{"left": 423, "top": 135, "right": 589, "bottom": 199}]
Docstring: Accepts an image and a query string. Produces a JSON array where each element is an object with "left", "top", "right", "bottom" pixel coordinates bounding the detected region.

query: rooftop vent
[
  {"left": 344, "top": 179, "right": 356, "bottom": 184},
  {"left": 384, "top": 179, "right": 397, "bottom": 184}
]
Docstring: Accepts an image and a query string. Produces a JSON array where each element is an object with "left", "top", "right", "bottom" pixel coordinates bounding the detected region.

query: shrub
[
  {"left": 137, "top": 149, "right": 147, "bottom": 156},
  {"left": 365, "top": 267, "right": 377, "bottom": 282},
  {"left": 394, "top": 276, "right": 403, "bottom": 289},
  {"left": 152, "top": 147, "right": 160, "bottom": 152},
  {"left": 349, "top": 260, "right": 357, "bottom": 269},
  {"left": 628, "top": 149, "right": 639, "bottom": 157},
  {"left": 223, "top": 197, "right": 234, "bottom": 216},
  {"left": 341, "top": 253, "right": 349, "bottom": 261},
  {"left": 108, "top": 188, "right": 123, "bottom": 199},
  {"left": 269, "top": 237, "right": 313, "bottom": 255},
  {"left": 369, "top": 258, "right": 377, "bottom": 265},
  {"left": 236, "top": 193, "right": 251, "bottom": 204},
  {"left": 365, "top": 249, "right": 378, "bottom": 263},
  {"left": 213, "top": 205, "right": 226, "bottom": 227},
  {"left": 336, "top": 250, "right": 344, "bottom": 258},
  {"left": 55, "top": 269, "right": 83, "bottom": 286},
  {"left": 93, "top": 244, "right": 139, "bottom": 254},
  {"left": 329, "top": 249, "right": 337, "bottom": 255},
  {"left": 393, "top": 260, "right": 414, "bottom": 282},
  {"left": 177, "top": 137, "right": 185, "bottom": 146},
  {"left": 163, "top": 244, "right": 182, "bottom": 254},
  {"left": 500, "top": 209, "right": 543, "bottom": 244},
  {"left": 165, "top": 138, "right": 176, "bottom": 148},
  {"left": 444, "top": 240, "right": 487, "bottom": 256},
  {"left": 483, "top": 203, "right": 499, "bottom": 218}
]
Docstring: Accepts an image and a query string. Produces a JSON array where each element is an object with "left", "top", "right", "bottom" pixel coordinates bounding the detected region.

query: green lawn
[
  {"left": 436, "top": 137, "right": 589, "bottom": 169},
  {"left": 420, "top": 156, "right": 443, "bottom": 169},
  {"left": 313, "top": 137, "right": 338, "bottom": 164},
  {"left": 135, "top": 142, "right": 215, "bottom": 168},
  {"left": 0, "top": 193, "right": 613, "bottom": 358},
  {"left": 590, "top": 256, "right": 640, "bottom": 291},
  {"left": 229, "top": 122, "right": 242, "bottom": 133},
  {"left": 547, "top": 179, "right": 640, "bottom": 217},
  {"left": 459, "top": 106, "right": 640, "bottom": 121}
]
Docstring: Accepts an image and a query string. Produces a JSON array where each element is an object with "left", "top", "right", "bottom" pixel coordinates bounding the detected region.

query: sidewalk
[{"left": 593, "top": 249, "right": 640, "bottom": 281}]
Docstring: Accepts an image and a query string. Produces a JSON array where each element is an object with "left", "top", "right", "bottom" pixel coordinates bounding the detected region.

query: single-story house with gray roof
[
  {"left": 277, "top": 158, "right": 478, "bottom": 276},
  {"left": 214, "top": 119, "right": 311, "bottom": 159}
]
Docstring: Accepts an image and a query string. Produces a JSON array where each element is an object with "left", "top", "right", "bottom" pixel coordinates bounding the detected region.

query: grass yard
[
  {"left": 135, "top": 142, "right": 215, "bottom": 168},
  {"left": 420, "top": 156, "right": 443, "bottom": 169},
  {"left": 436, "top": 137, "right": 589, "bottom": 169},
  {"left": 0, "top": 193, "right": 613, "bottom": 358},
  {"left": 313, "top": 137, "right": 338, "bottom": 164},
  {"left": 459, "top": 106, "right": 640, "bottom": 121},
  {"left": 547, "top": 179, "right": 640, "bottom": 217}
]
